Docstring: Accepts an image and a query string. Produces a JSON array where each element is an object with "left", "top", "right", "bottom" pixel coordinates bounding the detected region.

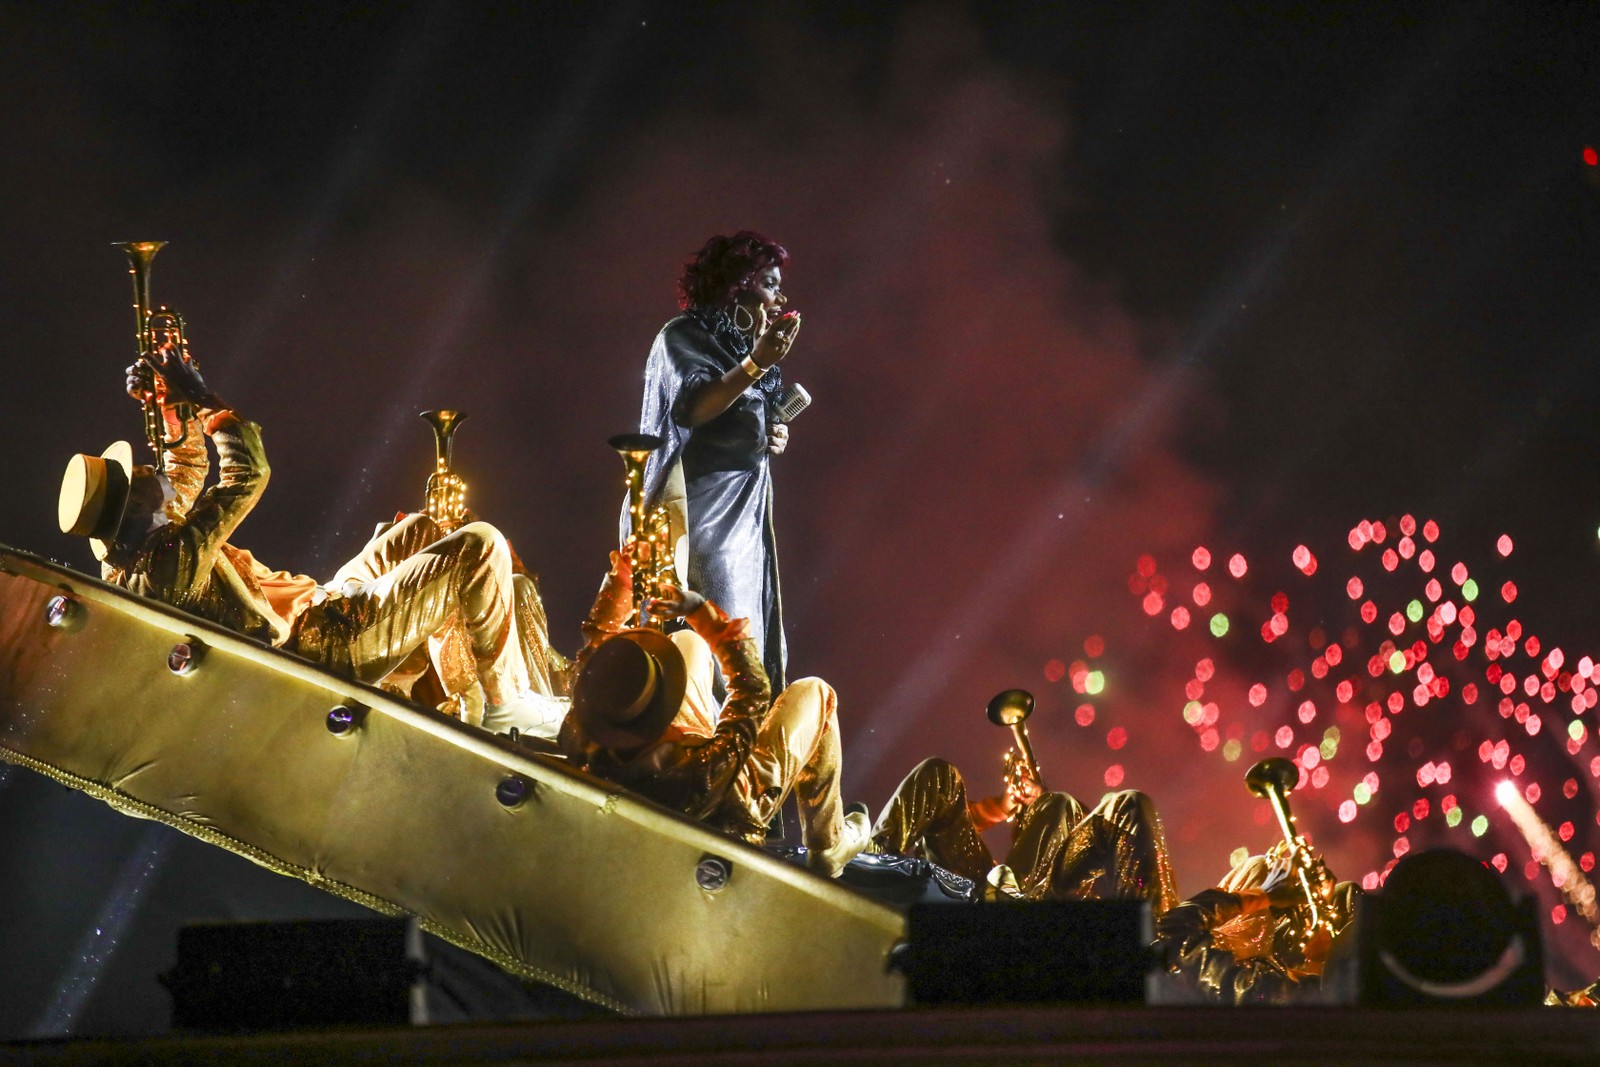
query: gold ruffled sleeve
[
  {"left": 1153, "top": 888, "right": 1304, "bottom": 1004},
  {"left": 159, "top": 403, "right": 208, "bottom": 516}
]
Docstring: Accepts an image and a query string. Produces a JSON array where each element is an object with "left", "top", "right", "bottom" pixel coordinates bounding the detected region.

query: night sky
[{"left": 2, "top": 1, "right": 1599, "bottom": 1035}]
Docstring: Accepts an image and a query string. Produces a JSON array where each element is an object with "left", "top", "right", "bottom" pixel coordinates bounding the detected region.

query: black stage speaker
[
  {"left": 1355, "top": 849, "right": 1545, "bottom": 1007},
  {"left": 164, "top": 918, "right": 418, "bottom": 1031},
  {"left": 897, "top": 900, "right": 1153, "bottom": 1005},
  {"left": 163, "top": 917, "right": 608, "bottom": 1031}
]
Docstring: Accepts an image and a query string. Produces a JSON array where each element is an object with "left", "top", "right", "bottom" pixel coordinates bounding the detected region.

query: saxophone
[
  {"left": 608, "top": 433, "right": 679, "bottom": 629},
  {"left": 420, "top": 410, "right": 468, "bottom": 531}
]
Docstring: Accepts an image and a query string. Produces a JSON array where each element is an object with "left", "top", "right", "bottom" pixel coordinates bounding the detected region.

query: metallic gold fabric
[
  {"left": 871, "top": 758, "right": 1178, "bottom": 915},
  {"left": 512, "top": 571, "right": 567, "bottom": 698},
  {"left": 1210, "top": 854, "right": 1282, "bottom": 961},
  {"left": 1154, "top": 889, "right": 1302, "bottom": 1004},
  {"left": 871, "top": 757, "right": 994, "bottom": 882},
  {"left": 101, "top": 414, "right": 287, "bottom": 645},
  {"left": 1152, "top": 855, "right": 1363, "bottom": 1005},
  {"left": 105, "top": 413, "right": 540, "bottom": 713},
  {"left": 307, "top": 514, "right": 527, "bottom": 707},
  {"left": 0, "top": 547, "right": 905, "bottom": 1015},
  {"left": 734, "top": 675, "right": 846, "bottom": 852},
  {"left": 1011, "top": 788, "right": 1180, "bottom": 914},
  {"left": 560, "top": 562, "right": 847, "bottom": 852},
  {"left": 156, "top": 403, "right": 207, "bottom": 517},
  {"left": 559, "top": 571, "right": 771, "bottom": 837},
  {"left": 669, "top": 628, "right": 721, "bottom": 738}
]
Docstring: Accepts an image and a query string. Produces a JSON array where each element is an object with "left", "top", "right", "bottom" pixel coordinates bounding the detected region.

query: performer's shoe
[
  {"left": 984, "top": 864, "right": 1025, "bottom": 902},
  {"left": 807, "top": 811, "right": 872, "bottom": 879},
  {"left": 482, "top": 689, "right": 569, "bottom": 740}
]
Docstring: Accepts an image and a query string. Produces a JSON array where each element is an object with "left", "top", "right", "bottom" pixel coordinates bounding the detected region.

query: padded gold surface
[{"left": 0, "top": 546, "right": 905, "bottom": 1015}]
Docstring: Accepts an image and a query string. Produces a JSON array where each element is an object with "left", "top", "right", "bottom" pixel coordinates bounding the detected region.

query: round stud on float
[
  {"left": 326, "top": 704, "right": 362, "bottom": 737},
  {"left": 167, "top": 639, "right": 206, "bottom": 676},
  {"left": 695, "top": 855, "right": 732, "bottom": 892},
  {"left": 44, "top": 595, "right": 82, "bottom": 631},
  {"left": 496, "top": 775, "right": 531, "bottom": 808}
]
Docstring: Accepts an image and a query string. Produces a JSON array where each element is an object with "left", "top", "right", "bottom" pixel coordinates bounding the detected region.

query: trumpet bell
[
  {"left": 1245, "top": 757, "right": 1299, "bottom": 798},
  {"left": 986, "top": 688, "right": 1034, "bottom": 727}
]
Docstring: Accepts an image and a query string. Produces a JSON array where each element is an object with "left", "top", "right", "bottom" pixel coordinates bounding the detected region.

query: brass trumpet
[
  {"left": 987, "top": 688, "right": 1047, "bottom": 795},
  {"left": 608, "top": 433, "right": 678, "bottom": 629},
  {"left": 420, "top": 410, "right": 468, "bottom": 532},
  {"left": 115, "top": 241, "right": 193, "bottom": 465},
  {"left": 1245, "top": 757, "right": 1342, "bottom": 962}
]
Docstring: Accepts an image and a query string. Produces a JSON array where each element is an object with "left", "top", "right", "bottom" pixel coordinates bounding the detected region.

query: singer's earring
[{"left": 731, "top": 302, "right": 756, "bottom": 336}]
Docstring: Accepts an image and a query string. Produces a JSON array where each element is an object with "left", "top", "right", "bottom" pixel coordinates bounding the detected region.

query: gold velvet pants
[
  {"left": 671, "top": 631, "right": 846, "bottom": 852},
  {"left": 296, "top": 514, "right": 529, "bottom": 708},
  {"left": 872, "top": 757, "right": 1179, "bottom": 915}
]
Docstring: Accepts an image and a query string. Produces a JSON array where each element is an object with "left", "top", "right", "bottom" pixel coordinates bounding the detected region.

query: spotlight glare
[{"left": 1495, "top": 780, "right": 1519, "bottom": 807}]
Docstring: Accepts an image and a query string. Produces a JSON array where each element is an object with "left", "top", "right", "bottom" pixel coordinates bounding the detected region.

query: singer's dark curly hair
[{"left": 676, "top": 231, "right": 789, "bottom": 311}]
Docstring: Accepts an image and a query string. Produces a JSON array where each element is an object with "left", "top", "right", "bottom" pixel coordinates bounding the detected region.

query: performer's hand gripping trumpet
[
  {"left": 1245, "top": 756, "right": 1345, "bottom": 967},
  {"left": 115, "top": 240, "right": 195, "bottom": 465},
  {"left": 988, "top": 688, "right": 1047, "bottom": 818}
]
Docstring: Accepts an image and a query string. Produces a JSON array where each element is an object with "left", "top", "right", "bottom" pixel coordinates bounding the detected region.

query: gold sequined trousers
[
  {"left": 872, "top": 757, "right": 1179, "bottom": 915},
  {"left": 671, "top": 630, "right": 845, "bottom": 852},
  {"left": 294, "top": 515, "right": 529, "bottom": 706}
]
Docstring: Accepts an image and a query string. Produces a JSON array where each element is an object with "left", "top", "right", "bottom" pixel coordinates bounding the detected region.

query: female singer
[{"left": 631, "top": 231, "right": 801, "bottom": 691}]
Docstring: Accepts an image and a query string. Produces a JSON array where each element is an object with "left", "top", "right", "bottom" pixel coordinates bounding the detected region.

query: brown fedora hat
[
  {"left": 570, "top": 628, "right": 687, "bottom": 752},
  {"left": 58, "top": 441, "right": 135, "bottom": 561}
]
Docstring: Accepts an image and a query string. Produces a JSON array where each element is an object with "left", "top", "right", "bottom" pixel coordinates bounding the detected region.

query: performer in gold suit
[
  {"left": 557, "top": 545, "right": 870, "bottom": 877},
  {"left": 1151, "top": 851, "right": 1361, "bottom": 1004},
  {"left": 870, "top": 757, "right": 1179, "bottom": 913},
  {"left": 58, "top": 349, "right": 559, "bottom": 731}
]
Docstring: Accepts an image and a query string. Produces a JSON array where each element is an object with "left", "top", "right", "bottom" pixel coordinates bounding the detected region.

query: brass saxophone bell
[
  {"left": 420, "top": 410, "right": 468, "bottom": 531},
  {"left": 609, "top": 433, "right": 673, "bottom": 628},
  {"left": 422, "top": 410, "right": 467, "bottom": 465},
  {"left": 608, "top": 432, "right": 663, "bottom": 460}
]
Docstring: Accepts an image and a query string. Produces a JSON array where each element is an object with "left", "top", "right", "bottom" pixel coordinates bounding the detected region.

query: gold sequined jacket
[
  {"left": 1153, "top": 888, "right": 1305, "bottom": 1005},
  {"left": 558, "top": 568, "right": 771, "bottom": 840},
  {"left": 101, "top": 406, "right": 303, "bottom": 647}
]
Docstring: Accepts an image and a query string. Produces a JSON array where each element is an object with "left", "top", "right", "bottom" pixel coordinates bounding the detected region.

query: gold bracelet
[{"left": 739, "top": 355, "right": 766, "bottom": 380}]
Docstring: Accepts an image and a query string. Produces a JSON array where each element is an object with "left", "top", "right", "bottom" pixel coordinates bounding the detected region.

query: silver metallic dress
[{"left": 627, "top": 308, "right": 787, "bottom": 690}]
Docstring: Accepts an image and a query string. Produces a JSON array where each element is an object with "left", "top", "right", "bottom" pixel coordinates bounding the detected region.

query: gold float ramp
[{"left": 0, "top": 546, "right": 906, "bottom": 1015}]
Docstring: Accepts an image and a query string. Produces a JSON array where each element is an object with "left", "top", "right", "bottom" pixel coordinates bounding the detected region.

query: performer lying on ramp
[
  {"left": 870, "top": 755, "right": 1179, "bottom": 913},
  {"left": 557, "top": 545, "right": 871, "bottom": 877},
  {"left": 57, "top": 347, "right": 558, "bottom": 732}
]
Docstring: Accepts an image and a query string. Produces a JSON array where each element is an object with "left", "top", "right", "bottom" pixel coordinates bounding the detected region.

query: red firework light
[{"left": 1119, "top": 515, "right": 1598, "bottom": 910}]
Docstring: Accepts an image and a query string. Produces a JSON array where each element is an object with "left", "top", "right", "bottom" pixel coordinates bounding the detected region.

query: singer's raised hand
[{"left": 752, "top": 309, "right": 801, "bottom": 370}]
